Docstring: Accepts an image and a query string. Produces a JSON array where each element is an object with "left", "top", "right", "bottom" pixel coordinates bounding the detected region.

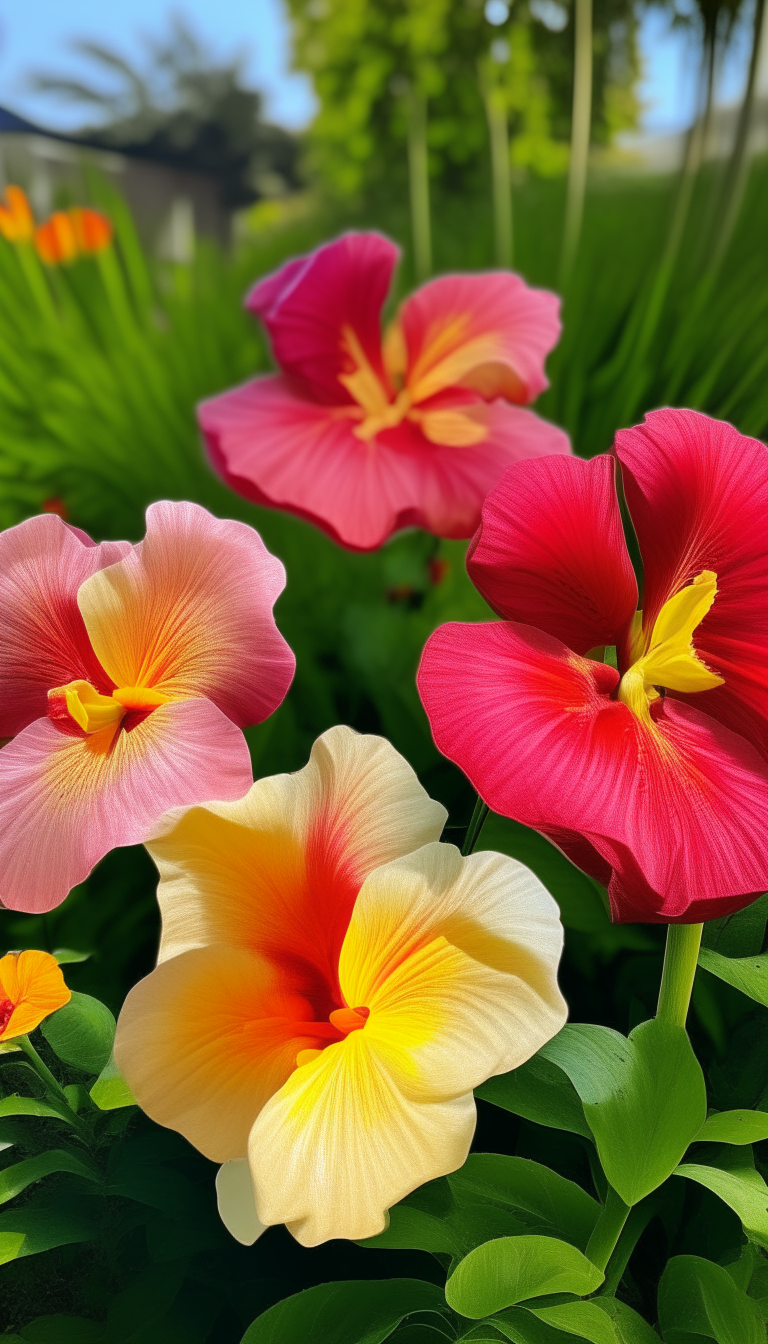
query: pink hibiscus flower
[
  {"left": 0, "top": 502, "right": 295, "bottom": 913},
  {"left": 198, "top": 232, "right": 570, "bottom": 551},
  {"left": 418, "top": 409, "right": 768, "bottom": 924}
]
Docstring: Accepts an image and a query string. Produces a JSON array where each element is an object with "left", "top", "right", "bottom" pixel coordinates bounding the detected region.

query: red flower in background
[
  {"left": 418, "top": 409, "right": 768, "bottom": 924},
  {"left": 198, "top": 232, "right": 570, "bottom": 551}
]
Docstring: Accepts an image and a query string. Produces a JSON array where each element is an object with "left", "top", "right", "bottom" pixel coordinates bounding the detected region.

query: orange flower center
[
  {"left": 47, "top": 679, "right": 172, "bottom": 735},
  {"left": 295, "top": 1004, "right": 369, "bottom": 1070}
]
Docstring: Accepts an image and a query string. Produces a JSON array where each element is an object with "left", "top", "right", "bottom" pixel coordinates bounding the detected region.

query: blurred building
[{"left": 0, "top": 105, "right": 228, "bottom": 258}]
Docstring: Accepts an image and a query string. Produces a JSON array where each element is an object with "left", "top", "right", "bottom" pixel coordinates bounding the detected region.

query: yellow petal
[
  {"left": 339, "top": 843, "right": 568, "bottom": 1099},
  {"left": 415, "top": 406, "right": 489, "bottom": 448},
  {"left": 247, "top": 1028, "right": 476, "bottom": 1245},
  {"left": 147, "top": 726, "right": 448, "bottom": 979}
]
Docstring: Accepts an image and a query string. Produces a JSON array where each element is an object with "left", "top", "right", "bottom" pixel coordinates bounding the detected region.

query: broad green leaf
[
  {"left": 0, "top": 1096, "right": 74, "bottom": 1124},
  {"left": 658, "top": 1255, "right": 764, "bottom": 1344},
  {"left": 0, "top": 1149, "right": 100, "bottom": 1205},
  {"left": 450, "top": 1155, "right": 600, "bottom": 1250},
  {"left": 696, "top": 1110, "right": 768, "bottom": 1145},
  {"left": 491, "top": 1310, "right": 575, "bottom": 1343},
  {"left": 41, "top": 991, "right": 115, "bottom": 1074},
  {"left": 445, "top": 1235, "right": 604, "bottom": 1318},
  {"left": 540, "top": 1020, "right": 706, "bottom": 1205},
  {"left": 674, "top": 1149, "right": 768, "bottom": 1249},
  {"left": 476, "top": 1056, "right": 593, "bottom": 1141},
  {"left": 532, "top": 1299, "right": 660, "bottom": 1342},
  {"left": 52, "top": 948, "right": 92, "bottom": 965},
  {"left": 698, "top": 950, "right": 768, "bottom": 1007},
  {"left": 359, "top": 1194, "right": 526, "bottom": 1259},
  {"left": 701, "top": 894, "right": 768, "bottom": 958},
  {"left": 90, "top": 1054, "right": 136, "bottom": 1110},
  {"left": 240, "top": 1279, "right": 449, "bottom": 1344},
  {"left": 0, "top": 1183, "right": 100, "bottom": 1264},
  {"left": 16, "top": 1317, "right": 103, "bottom": 1342},
  {"left": 476, "top": 815, "right": 608, "bottom": 933}
]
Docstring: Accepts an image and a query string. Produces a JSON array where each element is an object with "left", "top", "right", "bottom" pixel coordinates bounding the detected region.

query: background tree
[{"left": 29, "top": 14, "right": 300, "bottom": 208}]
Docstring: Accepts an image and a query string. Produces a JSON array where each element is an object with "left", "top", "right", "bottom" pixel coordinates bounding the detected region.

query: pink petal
[
  {"left": 616, "top": 409, "right": 768, "bottom": 754},
  {"left": 417, "top": 620, "right": 768, "bottom": 923},
  {"left": 246, "top": 232, "right": 399, "bottom": 405},
  {"left": 467, "top": 453, "right": 638, "bottom": 655},
  {"left": 0, "top": 699, "right": 254, "bottom": 913},
  {"left": 200, "top": 376, "right": 570, "bottom": 551},
  {"left": 400, "top": 271, "right": 561, "bottom": 405},
  {"left": 0, "top": 515, "right": 131, "bottom": 738},
  {"left": 76, "top": 501, "right": 295, "bottom": 728}
]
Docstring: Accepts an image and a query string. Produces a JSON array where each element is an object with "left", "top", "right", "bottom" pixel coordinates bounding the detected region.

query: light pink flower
[
  {"left": 0, "top": 502, "right": 295, "bottom": 912},
  {"left": 198, "top": 232, "right": 570, "bottom": 551}
]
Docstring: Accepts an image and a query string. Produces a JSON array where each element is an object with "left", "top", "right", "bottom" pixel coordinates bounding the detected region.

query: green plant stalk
[
  {"left": 600, "top": 1200, "right": 655, "bottom": 1295},
  {"left": 711, "top": 0, "right": 766, "bottom": 268},
  {"left": 407, "top": 88, "right": 432, "bottom": 282},
  {"left": 16, "top": 1035, "right": 90, "bottom": 1137},
  {"left": 586, "top": 1184, "right": 630, "bottom": 1273},
  {"left": 559, "top": 0, "right": 593, "bottom": 287},
  {"left": 485, "top": 87, "right": 513, "bottom": 268},
  {"left": 461, "top": 796, "right": 490, "bottom": 856},
  {"left": 15, "top": 243, "right": 58, "bottom": 323},
  {"left": 656, "top": 923, "right": 704, "bottom": 1028}
]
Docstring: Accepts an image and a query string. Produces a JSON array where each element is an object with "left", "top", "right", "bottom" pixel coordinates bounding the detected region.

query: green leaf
[
  {"left": 52, "top": 948, "right": 92, "bottom": 965},
  {"left": 476, "top": 815, "right": 609, "bottom": 933},
  {"left": 90, "top": 1053, "right": 136, "bottom": 1110},
  {"left": 476, "top": 1056, "right": 593, "bottom": 1141},
  {"left": 0, "top": 1096, "right": 74, "bottom": 1124},
  {"left": 658, "top": 1254, "right": 764, "bottom": 1344},
  {"left": 450, "top": 1155, "right": 600, "bottom": 1250},
  {"left": 540, "top": 1020, "right": 707, "bottom": 1205},
  {"left": 696, "top": 1110, "right": 768, "bottom": 1145},
  {"left": 490, "top": 1309, "right": 576, "bottom": 1343},
  {"left": 531, "top": 1299, "right": 660, "bottom": 1342},
  {"left": 0, "top": 1149, "right": 100, "bottom": 1205},
  {"left": 674, "top": 1148, "right": 768, "bottom": 1249},
  {"left": 16, "top": 1317, "right": 103, "bottom": 1342},
  {"left": 701, "top": 894, "right": 768, "bottom": 958},
  {"left": 698, "top": 950, "right": 768, "bottom": 1007},
  {"left": 240, "top": 1279, "right": 450, "bottom": 1344},
  {"left": 445, "top": 1236, "right": 604, "bottom": 1318},
  {"left": 40, "top": 991, "right": 115, "bottom": 1074},
  {"left": 0, "top": 1181, "right": 100, "bottom": 1264}
]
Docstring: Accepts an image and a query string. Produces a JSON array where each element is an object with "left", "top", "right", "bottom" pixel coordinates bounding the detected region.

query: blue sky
[{"left": 0, "top": 0, "right": 755, "bottom": 138}]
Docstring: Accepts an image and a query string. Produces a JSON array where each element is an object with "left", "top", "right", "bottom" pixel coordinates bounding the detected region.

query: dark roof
[{"left": 0, "top": 106, "right": 53, "bottom": 135}]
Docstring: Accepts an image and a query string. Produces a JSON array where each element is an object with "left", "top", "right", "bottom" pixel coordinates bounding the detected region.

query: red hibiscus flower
[
  {"left": 198, "top": 232, "right": 570, "bottom": 551},
  {"left": 418, "top": 409, "right": 768, "bottom": 924}
]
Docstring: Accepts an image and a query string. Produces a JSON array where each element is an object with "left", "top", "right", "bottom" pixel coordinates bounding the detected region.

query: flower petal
[
  {"left": 616, "top": 409, "right": 768, "bottom": 751},
  {"left": 247, "top": 1029, "right": 477, "bottom": 1245},
  {"left": 339, "top": 842, "right": 567, "bottom": 1096},
  {"left": 216, "top": 1160, "right": 268, "bottom": 1245},
  {"left": 418, "top": 620, "right": 768, "bottom": 922},
  {"left": 467, "top": 454, "right": 638, "bottom": 655},
  {"left": 0, "top": 950, "right": 71, "bottom": 1040},
  {"left": 0, "top": 514, "right": 130, "bottom": 737},
  {"left": 400, "top": 272, "right": 561, "bottom": 405},
  {"left": 114, "top": 945, "right": 328, "bottom": 1162},
  {"left": 0, "top": 699, "right": 254, "bottom": 913},
  {"left": 246, "top": 232, "right": 398, "bottom": 404},
  {"left": 200, "top": 375, "right": 570, "bottom": 551},
  {"left": 148, "top": 727, "right": 447, "bottom": 998},
  {"left": 76, "top": 501, "right": 294, "bottom": 726}
]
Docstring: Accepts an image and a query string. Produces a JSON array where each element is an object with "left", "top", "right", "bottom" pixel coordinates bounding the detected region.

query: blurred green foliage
[{"left": 285, "top": 0, "right": 639, "bottom": 197}]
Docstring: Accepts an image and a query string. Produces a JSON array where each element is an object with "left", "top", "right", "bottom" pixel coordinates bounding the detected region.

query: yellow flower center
[
  {"left": 617, "top": 570, "right": 724, "bottom": 726},
  {"left": 49, "top": 679, "right": 172, "bottom": 734},
  {"left": 337, "top": 323, "right": 488, "bottom": 448},
  {"left": 294, "top": 1004, "right": 370, "bottom": 1070}
]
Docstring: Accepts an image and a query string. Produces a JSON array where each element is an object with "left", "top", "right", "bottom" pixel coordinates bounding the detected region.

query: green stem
[
  {"left": 485, "top": 86, "right": 513, "bottom": 268},
  {"left": 586, "top": 1185, "right": 630, "bottom": 1273},
  {"left": 656, "top": 923, "right": 703, "bottom": 1028},
  {"left": 407, "top": 88, "right": 432, "bottom": 282},
  {"left": 461, "top": 796, "right": 490, "bottom": 856},
  {"left": 559, "top": 0, "right": 593, "bottom": 287},
  {"left": 600, "top": 1200, "right": 654, "bottom": 1295},
  {"left": 16, "top": 1035, "right": 88, "bottom": 1138}
]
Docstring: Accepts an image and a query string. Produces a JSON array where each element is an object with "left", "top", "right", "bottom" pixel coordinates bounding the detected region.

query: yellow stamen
[
  {"left": 49, "top": 680, "right": 172, "bottom": 734},
  {"left": 618, "top": 570, "right": 724, "bottom": 725}
]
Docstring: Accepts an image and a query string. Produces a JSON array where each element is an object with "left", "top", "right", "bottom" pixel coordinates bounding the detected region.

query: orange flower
[
  {"left": 70, "top": 207, "right": 113, "bottom": 255},
  {"left": 0, "top": 186, "right": 35, "bottom": 244},
  {"left": 0, "top": 950, "right": 70, "bottom": 1041},
  {"left": 35, "top": 212, "right": 78, "bottom": 266}
]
